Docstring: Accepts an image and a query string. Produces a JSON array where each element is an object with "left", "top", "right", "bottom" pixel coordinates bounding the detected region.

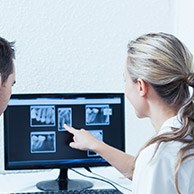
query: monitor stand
[{"left": 36, "top": 168, "right": 93, "bottom": 191}]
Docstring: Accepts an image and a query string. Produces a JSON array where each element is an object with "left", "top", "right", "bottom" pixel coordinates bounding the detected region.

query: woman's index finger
[{"left": 64, "top": 124, "right": 75, "bottom": 134}]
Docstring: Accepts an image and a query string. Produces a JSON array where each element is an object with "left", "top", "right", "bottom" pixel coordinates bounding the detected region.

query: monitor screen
[{"left": 4, "top": 93, "right": 125, "bottom": 191}]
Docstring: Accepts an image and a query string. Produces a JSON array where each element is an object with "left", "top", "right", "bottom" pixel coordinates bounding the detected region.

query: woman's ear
[{"left": 137, "top": 78, "right": 148, "bottom": 97}]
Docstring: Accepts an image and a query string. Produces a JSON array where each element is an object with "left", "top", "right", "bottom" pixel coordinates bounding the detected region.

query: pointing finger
[{"left": 64, "top": 124, "right": 76, "bottom": 134}]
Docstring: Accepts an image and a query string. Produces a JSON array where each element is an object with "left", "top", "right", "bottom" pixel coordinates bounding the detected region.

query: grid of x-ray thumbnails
[{"left": 29, "top": 103, "right": 113, "bottom": 157}]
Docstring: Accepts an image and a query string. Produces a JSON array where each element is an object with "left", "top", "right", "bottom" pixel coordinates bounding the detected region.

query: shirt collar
[{"left": 157, "top": 115, "right": 182, "bottom": 136}]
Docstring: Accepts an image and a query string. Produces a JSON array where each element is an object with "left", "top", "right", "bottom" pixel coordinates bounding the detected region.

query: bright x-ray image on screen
[
  {"left": 30, "top": 105, "right": 55, "bottom": 127},
  {"left": 87, "top": 130, "right": 103, "bottom": 157},
  {"left": 85, "top": 105, "right": 112, "bottom": 125},
  {"left": 58, "top": 108, "right": 72, "bottom": 131},
  {"left": 30, "top": 131, "right": 56, "bottom": 153}
]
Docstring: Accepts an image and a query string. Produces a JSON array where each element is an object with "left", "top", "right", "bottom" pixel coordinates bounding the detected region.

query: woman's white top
[{"left": 132, "top": 116, "right": 194, "bottom": 194}]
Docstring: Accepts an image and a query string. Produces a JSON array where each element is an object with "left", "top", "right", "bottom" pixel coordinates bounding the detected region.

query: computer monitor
[{"left": 4, "top": 93, "right": 125, "bottom": 191}]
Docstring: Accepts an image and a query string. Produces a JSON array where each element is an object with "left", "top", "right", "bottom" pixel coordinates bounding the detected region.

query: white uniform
[{"left": 132, "top": 116, "right": 194, "bottom": 194}]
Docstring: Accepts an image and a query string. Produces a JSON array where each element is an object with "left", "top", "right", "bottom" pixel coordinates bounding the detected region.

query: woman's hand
[
  {"left": 64, "top": 124, "right": 100, "bottom": 151},
  {"left": 65, "top": 124, "right": 135, "bottom": 179}
]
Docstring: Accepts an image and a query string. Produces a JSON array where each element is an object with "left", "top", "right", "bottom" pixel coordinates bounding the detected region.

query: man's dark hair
[{"left": 0, "top": 37, "right": 15, "bottom": 83}]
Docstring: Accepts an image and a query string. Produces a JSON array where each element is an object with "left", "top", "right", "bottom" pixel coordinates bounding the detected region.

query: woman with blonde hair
[{"left": 66, "top": 32, "right": 194, "bottom": 194}]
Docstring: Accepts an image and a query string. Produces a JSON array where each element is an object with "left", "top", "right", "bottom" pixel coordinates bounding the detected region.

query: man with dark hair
[{"left": 0, "top": 37, "right": 16, "bottom": 115}]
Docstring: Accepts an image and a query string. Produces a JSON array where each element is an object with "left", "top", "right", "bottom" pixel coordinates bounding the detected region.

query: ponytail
[{"left": 174, "top": 73, "right": 194, "bottom": 193}]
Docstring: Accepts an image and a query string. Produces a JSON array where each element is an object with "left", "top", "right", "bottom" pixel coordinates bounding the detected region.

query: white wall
[
  {"left": 176, "top": 0, "right": 194, "bottom": 54},
  {"left": 0, "top": 0, "right": 176, "bottom": 173}
]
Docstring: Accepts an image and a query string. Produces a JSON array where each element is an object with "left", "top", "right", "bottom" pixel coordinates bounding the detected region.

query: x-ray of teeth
[
  {"left": 58, "top": 108, "right": 72, "bottom": 131},
  {"left": 85, "top": 105, "right": 111, "bottom": 125},
  {"left": 30, "top": 132, "right": 56, "bottom": 153},
  {"left": 87, "top": 130, "right": 103, "bottom": 157},
  {"left": 30, "top": 106, "right": 55, "bottom": 127}
]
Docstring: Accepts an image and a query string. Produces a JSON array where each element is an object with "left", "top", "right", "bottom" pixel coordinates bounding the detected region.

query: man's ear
[{"left": 137, "top": 78, "right": 148, "bottom": 97}]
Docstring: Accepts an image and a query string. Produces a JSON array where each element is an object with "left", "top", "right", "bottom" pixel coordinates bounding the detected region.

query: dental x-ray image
[
  {"left": 30, "top": 131, "right": 56, "bottom": 153},
  {"left": 85, "top": 105, "right": 112, "bottom": 125},
  {"left": 30, "top": 106, "right": 55, "bottom": 127},
  {"left": 87, "top": 130, "right": 103, "bottom": 157},
  {"left": 58, "top": 108, "right": 72, "bottom": 131}
]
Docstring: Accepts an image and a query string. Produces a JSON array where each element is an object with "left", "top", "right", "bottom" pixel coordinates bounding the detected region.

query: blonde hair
[{"left": 127, "top": 32, "right": 194, "bottom": 194}]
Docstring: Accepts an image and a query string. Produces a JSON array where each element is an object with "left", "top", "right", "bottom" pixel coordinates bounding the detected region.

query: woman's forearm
[
  {"left": 65, "top": 125, "right": 135, "bottom": 178},
  {"left": 93, "top": 141, "right": 135, "bottom": 179}
]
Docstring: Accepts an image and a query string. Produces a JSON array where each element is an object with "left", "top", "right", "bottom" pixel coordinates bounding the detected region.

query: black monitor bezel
[{"left": 4, "top": 92, "right": 125, "bottom": 170}]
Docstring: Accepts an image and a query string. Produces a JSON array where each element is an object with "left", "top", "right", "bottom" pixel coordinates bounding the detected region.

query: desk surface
[{"left": 0, "top": 167, "right": 132, "bottom": 193}]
